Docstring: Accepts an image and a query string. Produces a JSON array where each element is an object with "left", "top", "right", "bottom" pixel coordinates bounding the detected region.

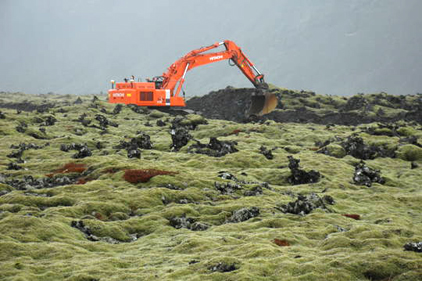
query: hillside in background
[{"left": 0, "top": 89, "right": 422, "bottom": 280}]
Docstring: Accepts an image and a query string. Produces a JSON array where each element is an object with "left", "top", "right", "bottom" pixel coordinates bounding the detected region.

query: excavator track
[{"left": 148, "top": 106, "right": 196, "bottom": 116}]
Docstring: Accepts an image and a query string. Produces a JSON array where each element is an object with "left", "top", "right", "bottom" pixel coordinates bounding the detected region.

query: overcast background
[{"left": 0, "top": 0, "right": 421, "bottom": 96}]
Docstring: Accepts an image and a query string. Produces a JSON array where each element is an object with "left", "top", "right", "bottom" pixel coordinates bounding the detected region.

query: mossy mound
[
  {"left": 396, "top": 144, "right": 422, "bottom": 161},
  {"left": 0, "top": 90, "right": 422, "bottom": 280}
]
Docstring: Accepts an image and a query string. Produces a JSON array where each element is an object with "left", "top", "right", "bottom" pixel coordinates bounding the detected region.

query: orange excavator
[{"left": 108, "top": 40, "right": 277, "bottom": 116}]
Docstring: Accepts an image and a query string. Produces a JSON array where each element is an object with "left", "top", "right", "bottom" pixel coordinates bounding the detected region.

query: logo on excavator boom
[{"left": 209, "top": 55, "right": 223, "bottom": 61}]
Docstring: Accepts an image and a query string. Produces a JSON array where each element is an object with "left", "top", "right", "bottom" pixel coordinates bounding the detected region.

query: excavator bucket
[{"left": 249, "top": 92, "right": 278, "bottom": 116}]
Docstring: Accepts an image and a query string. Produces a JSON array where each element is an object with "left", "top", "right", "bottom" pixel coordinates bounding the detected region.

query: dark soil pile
[
  {"left": 186, "top": 87, "right": 422, "bottom": 125},
  {"left": 186, "top": 87, "right": 257, "bottom": 122}
]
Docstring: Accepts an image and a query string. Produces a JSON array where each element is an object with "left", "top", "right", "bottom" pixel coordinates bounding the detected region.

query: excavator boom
[{"left": 108, "top": 40, "right": 277, "bottom": 116}]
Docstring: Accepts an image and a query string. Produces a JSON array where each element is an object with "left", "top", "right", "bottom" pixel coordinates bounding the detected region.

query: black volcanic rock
[
  {"left": 353, "top": 161, "right": 385, "bottom": 187},
  {"left": 287, "top": 156, "right": 320, "bottom": 185}
]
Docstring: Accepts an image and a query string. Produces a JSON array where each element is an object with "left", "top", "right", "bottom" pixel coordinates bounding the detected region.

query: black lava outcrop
[
  {"left": 277, "top": 193, "right": 333, "bottom": 216},
  {"left": 340, "top": 134, "right": 394, "bottom": 160},
  {"left": 170, "top": 127, "right": 191, "bottom": 151},
  {"left": 259, "top": 146, "right": 274, "bottom": 160},
  {"left": 60, "top": 143, "right": 92, "bottom": 159},
  {"left": 209, "top": 262, "right": 237, "bottom": 273},
  {"left": 0, "top": 101, "right": 55, "bottom": 112},
  {"left": 156, "top": 120, "right": 166, "bottom": 127},
  {"left": 363, "top": 123, "right": 401, "bottom": 137},
  {"left": 214, "top": 182, "right": 242, "bottom": 195},
  {"left": 11, "top": 143, "right": 45, "bottom": 150},
  {"left": 15, "top": 122, "right": 28, "bottom": 133},
  {"left": 404, "top": 242, "right": 422, "bottom": 253},
  {"left": 287, "top": 156, "right": 320, "bottom": 185},
  {"left": 7, "top": 162, "right": 23, "bottom": 170},
  {"left": 169, "top": 215, "right": 209, "bottom": 231},
  {"left": 400, "top": 135, "right": 422, "bottom": 148},
  {"left": 7, "top": 142, "right": 47, "bottom": 161},
  {"left": 188, "top": 137, "right": 238, "bottom": 157},
  {"left": 43, "top": 116, "right": 57, "bottom": 126},
  {"left": 95, "top": 114, "right": 118, "bottom": 129},
  {"left": 72, "top": 146, "right": 92, "bottom": 159},
  {"left": 170, "top": 115, "right": 208, "bottom": 130},
  {"left": 127, "top": 148, "right": 141, "bottom": 159},
  {"left": 4, "top": 175, "right": 77, "bottom": 190},
  {"left": 71, "top": 220, "right": 97, "bottom": 241},
  {"left": 343, "top": 95, "right": 368, "bottom": 111},
  {"left": 217, "top": 171, "right": 270, "bottom": 189},
  {"left": 353, "top": 161, "right": 385, "bottom": 187},
  {"left": 74, "top": 97, "right": 83, "bottom": 104},
  {"left": 243, "top": 185, "right": 263, "bottom": 196},
  {"left": 113, "top": 104, "right": 123, "bottom": 115},
  {"left": 227, "top": 207, "right": 260, "bottom": 223},
  {"left": 71, "top": 220, "right": 125, "bottom": 244},
  {"left": 76, "top": 113, "right": 91, "bottom": 127},
  {"left": 130, "top": 133, "right": 153, "bottom": 149},
  {"left": 114, "top": 133, "right": 153, "bottom": 158},
  {"left": 318, "top": 134, "right": 396, "bottom": 159}
]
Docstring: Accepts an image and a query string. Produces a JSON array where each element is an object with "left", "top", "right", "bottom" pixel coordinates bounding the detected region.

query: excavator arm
[{"left": 161, "top": 40, "right": 267, "bottom": 98}]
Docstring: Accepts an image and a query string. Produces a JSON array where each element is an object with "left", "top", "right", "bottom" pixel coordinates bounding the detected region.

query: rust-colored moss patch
[
  {"left": 342, "top": 214, "right": 361, "bottom": 220},
  {"left": 46, "top": 162, "right": 87, "bottom": 177},
  {"left": 273, "top": 239, "right": 290, "bottom": 247},
  {"left": 103, "top": 167, "right": 120, "bottom": 174},
  {"left": 76, "top": 177, "right": 93, "bottom": 185},
  {"left": 123, "top": 169, "right": 178, "bottom": 184}
]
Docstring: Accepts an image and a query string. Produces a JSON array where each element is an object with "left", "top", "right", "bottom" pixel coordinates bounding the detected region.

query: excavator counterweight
[{"left": 108, "top": 40, "right": 277, "bottom": 117}]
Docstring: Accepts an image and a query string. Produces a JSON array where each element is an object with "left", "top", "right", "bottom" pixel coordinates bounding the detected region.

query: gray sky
[{"left": 0, "top": 0, "right": 421, "bottom": 96}]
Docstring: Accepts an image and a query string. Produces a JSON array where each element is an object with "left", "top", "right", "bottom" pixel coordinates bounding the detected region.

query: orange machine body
[{"left": 109, "top": 82, "right": 185, "bottom": 107}]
